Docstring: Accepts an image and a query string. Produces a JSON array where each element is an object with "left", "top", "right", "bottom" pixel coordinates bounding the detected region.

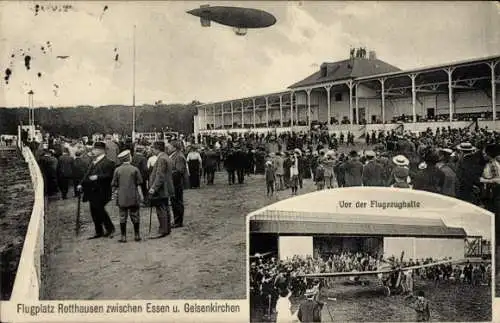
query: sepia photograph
[
  {"left": 0, "top": 1, "right": 498, "bottom": 321},
  {"left": 248, "top": 188, "right": 493, "bottom": 322}
]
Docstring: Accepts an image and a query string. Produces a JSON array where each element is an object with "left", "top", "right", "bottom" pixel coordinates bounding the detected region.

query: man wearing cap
[
  {"left": 79, "top": 141, "right": 116, "bottom": 239},
  {"left": 413, "top": 149, "right": 445, "bottom": 194},
  {"left": 344, "top": 150, "right": 363, "bottom": 187},
  {"left": 111, "top": 150, "right": 144, "bottom": 242},
  {"left": 456, "top": 142, "right": 487, "bottom": 203},
  {"left": 168, "top": 140, "right": 187, "bottom": 228},
  {"left": 131, "top": 145, "right": 148, "bottom": 204},
  {"left": 362, "top": 150, "right": 384, "bottom": 187},
  {"left": 148, "top": 141, "right": 175, "bottom": 238},
  {"left": 297, "top": 289, "right": 323, "bottom": 322},
  {"left": 436, "top": 149, "right": 457, "bottom": 197}
]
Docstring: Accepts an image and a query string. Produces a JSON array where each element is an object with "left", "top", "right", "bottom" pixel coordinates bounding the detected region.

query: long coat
[
  {"left": 82, "top": 156, "right": 115, "bottom": 204},
  {"left": 362, "top": 160, "right": 384, "bottom": 186},
  {"left": 148, "top": 152, "right": 175, "bottom": 199}
]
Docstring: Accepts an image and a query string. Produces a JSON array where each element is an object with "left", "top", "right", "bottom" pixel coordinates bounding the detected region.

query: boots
[
  {"left": 119, "top": 223, "right": 127, "bottom": 243},
  {"left": 133, "top": 223, "right": 141, "bottom": 241}
]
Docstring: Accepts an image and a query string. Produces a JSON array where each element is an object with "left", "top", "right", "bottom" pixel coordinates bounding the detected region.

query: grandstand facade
[{"left": 194, "top": 53, "right": 500, "bottom": 137}]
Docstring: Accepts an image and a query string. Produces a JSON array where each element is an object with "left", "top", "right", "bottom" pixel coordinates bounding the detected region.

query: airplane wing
[
  {"left": 299, "top": 258, "right": 473, "bottom": 278},
  {"left": 250, "top": 251, "right": 274, "bottom": 259}
]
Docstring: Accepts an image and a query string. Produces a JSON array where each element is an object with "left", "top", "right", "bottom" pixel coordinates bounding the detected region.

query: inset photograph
[{"left": 248, "top": 188, "right": 492, "bottom": 322}]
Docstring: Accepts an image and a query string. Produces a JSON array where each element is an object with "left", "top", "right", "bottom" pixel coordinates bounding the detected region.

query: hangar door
[
  {"left": 384, "top": 237, "right": 465, "bottom": 261},
  {"left": 279, "top": 236, "right": 313, "bottom": 261}
]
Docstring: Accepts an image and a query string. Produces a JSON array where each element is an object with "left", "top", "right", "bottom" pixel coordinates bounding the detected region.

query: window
[
  {"left": 335, "top": 93, "right": 342, "bottom": 102},
  {"left": 320, "top": 66, "right": 327, "bottom": 77}
]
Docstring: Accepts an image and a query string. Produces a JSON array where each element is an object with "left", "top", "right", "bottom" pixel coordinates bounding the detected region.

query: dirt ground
[
  {"left": 252, "top": 278, "right": 491, "bottom": 322},
  {"left": 0, "top": 148, "right": 33, "bottom": 300},
  {"left": 42, "top": 171, "right": 317, "bottom": 300}
]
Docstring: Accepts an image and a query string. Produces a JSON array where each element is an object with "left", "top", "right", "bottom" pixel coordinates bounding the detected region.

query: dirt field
[
  {"left": 252, "top": 278, "right": 491, "bottom": 322},
  {"left": 42, "top": 171, "right": 317, "bottom": 300},
  {"left": 0, "top": 148, "right": 33, "bottom": 300}
]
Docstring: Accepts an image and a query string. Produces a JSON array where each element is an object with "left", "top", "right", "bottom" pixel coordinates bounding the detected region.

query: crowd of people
[
  {"left": 26, "top": 134, "right": 189, "bottom": 242},
  {"left": 250, "top": 251, "right": 491, "bottom": 322}
]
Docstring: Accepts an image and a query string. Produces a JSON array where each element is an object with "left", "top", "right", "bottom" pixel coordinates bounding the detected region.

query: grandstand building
[{"left": 194, "top": 52, "right": 500, "bottom": 138}]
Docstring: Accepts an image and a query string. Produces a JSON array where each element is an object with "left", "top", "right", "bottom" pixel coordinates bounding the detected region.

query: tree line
[{"left": 0, "top": 103, "right": 199, "bottom": 138}]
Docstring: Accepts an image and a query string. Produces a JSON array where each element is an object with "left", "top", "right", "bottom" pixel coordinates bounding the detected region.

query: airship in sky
[{"left": 187, "top": 5, "right": 277, "bottom": 36}]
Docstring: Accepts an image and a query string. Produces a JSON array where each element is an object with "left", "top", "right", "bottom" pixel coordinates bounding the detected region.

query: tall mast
[{"left": 132, "top": 24, "right": 136, "bottom": 141}]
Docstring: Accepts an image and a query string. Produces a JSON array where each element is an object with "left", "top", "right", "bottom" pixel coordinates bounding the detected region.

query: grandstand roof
[
  {"left": 289, "top": 57, "right": 402, "bottom": 89},
  {"left": 247, "top": 187, "right": 493, "bottom": 239}
]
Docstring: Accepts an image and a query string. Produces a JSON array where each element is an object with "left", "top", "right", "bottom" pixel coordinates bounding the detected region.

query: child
[
  {"left": 111, "top": 150, "right": 144, "bottom": 242},
  {"left": 265, "top": 160, "right": 276, "bottom": 196},
  {"left": 405, "top": 290, "right": 430, "bottom": 322},
  {"left": 315, "top": 163, "right": 325, "bottom": 190}
]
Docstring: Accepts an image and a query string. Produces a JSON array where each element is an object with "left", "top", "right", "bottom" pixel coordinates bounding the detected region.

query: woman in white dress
[{"left": 275, "top": 289, "right": 295, "bottom": 323}]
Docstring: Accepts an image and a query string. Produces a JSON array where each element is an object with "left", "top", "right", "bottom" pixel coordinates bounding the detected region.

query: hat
[
  {"left": 365, "top": 150, "right": 376, "bottom": 158},
  {"left": 394, "top": 166, "right": 409, "bottom": 179},
  {"left": 440, "top": 148, "right": 453, "bottom": 155},
  {"left": 418, "top": 162, "right": 427, "bottom": 170},
  {"left": 118, "top": 150, "right": 131, "bottom": 161},
  {"left": 349, "top": 150, "right": 358, "bottom": 158},
  {"left": 456, "top": 142, "right": 475, "bottom": 152},
  {"left": 392, "top": 155, "right": 409, "bottom": 166},
  {"left": 294, "top": 148, "right": 302, "bottom": 156},
  {"left": 93, "top": 141, "right": 106, "bottom": 150}
]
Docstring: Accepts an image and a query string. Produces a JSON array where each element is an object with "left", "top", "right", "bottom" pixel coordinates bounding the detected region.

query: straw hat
[
  {"left": 456, "top": 142, "right": 475, "bottom": 152},
  {"left": 392, "top": 155, "right": 409, "bottom": 166}
]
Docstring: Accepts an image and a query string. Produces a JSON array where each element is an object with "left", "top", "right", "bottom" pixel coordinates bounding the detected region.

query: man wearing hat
[
  {"left": 148, "top": 141, "right": 175, "bottom": 238},
  {"left": 104, "top": 134, "right": 119, "bottom": 164},
  {"left": 132, "top": 145, "right": 148, "bottom": 204},
  {"left": 297, "top": 288, "right": 323, "bottom": 323},
  {"left": 392, "top": 167, "right": 411, "bottom": 188},
  {"left": 362, "top": 150, "right": 384, "bottom": 187},
  {"left": 79, "top": 141, "right": 116, "bottom": 239},
  {"left": 168, "top": 140, "right": 187, "bottom": 228},
  {"left": 111, "top": 150, "right": 144, "bottom": 242}
]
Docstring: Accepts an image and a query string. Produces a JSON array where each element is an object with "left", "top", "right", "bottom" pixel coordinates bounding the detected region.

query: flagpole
[{"left": 132, "top": 24, "right": 137, "bottom": 142}]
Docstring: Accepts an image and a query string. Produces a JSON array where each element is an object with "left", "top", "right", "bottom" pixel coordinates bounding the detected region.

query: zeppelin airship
[{"left": 187, "top": 5, "right": 277, "bottom": 36}]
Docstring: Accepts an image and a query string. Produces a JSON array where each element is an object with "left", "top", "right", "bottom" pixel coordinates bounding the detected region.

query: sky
[{"left": 0, "top": 1, "right": 499, "bottom": 108}]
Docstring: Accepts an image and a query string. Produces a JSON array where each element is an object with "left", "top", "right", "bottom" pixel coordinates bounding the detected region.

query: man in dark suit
[
  {"left": 168, "top": 140, "right": 187, "bottom": 228},
  {"left": 204, "top": 145, "right": 218, "bottom": 185},
  {"left": 344, "top": 150, "right": 363, "bottom": 187},
  {"left": 73, "top": 149, "right": 91, "bottom": 197},
  {"left": 57, "top": 148, "right": 74, "bottom": 199},
  {"left": 78, "top": 142, "right": 116, "bottom": 240},
  {"left": 362, "top": 150, "right": 384, "bottom": 187},
  {"left": 148, "top": 141, "right": 175, "bottom": 238},
  {"left": 297, "top": 289, "right": 323, "bottom": 322},
  {"left": 132, "top": 145, "right": 148, "bottom": 203}
]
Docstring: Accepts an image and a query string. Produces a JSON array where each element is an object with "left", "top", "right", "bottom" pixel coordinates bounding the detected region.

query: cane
[{"left": 148, "top": 203, "right": 153, "bottom": 238}]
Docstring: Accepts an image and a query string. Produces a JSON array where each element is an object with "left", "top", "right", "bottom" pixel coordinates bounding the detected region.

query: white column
[
  {"left": 212, "top": 105, "right": 216, "bottom": 130},
  {"left": 410, "top": 74, "right": 417, "bottom": 123},
  {"left": 306, "top": 88, "right": 312, "bottom": 127},
  {"left": 489, "top": 61, "right": 498, "bottom": 121},
  {"left": 241, "top": 100, "right": 245, "bottom": 128},
  {"left": 231, "top": 102, "right": 234, "bottom": 129},
  {"left": 380, "top": 78, "right": 386, "bottom": 124},
  {"left": 325, "top": 85, "right": 331, "bottom": 126},
  {"left": 355, "top": 83, "right": 359, "bottom": 125},
  {"left": 446, "top": 68, "right": 454, "bottom": 122},
  {"left": 279, "top": 95, "right": 283, "bottom": 127},
  {"left": 221, "top": 104, "right": 224, "bottom": 129},
  {"left": 348, "top": 81, "right": 353, "bottom": 124},
  {"left": 204, "top": 107, "right": 207, "bottom": 130},
  {"left": 252, "top": 98, "right": 256, "bottom": 128},
  {"left": 265, "top": 96, "right": 269, "bottom": 127},
  {"left": 290, "top": 92, "right": 294, "bottom": 127}
]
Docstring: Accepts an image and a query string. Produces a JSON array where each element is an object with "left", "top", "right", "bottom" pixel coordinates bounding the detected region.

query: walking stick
[
  {"left": 148, "top": 203, "right": 153, "bottom": 237},
  {"left": 75, "top": 192, "right": 81, "bottom": 236}
]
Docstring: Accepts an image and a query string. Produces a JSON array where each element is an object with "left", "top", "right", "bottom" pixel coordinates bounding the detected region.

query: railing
[{"left": 10, "top": 144, "right": 45, "bottom": 301}]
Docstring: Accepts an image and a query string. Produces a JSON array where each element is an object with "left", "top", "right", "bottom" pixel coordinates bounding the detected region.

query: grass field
[{"left": 42, "top": 171, "right": 316, "bottom": 300}]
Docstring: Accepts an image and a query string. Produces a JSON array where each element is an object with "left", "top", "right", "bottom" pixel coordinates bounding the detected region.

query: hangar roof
[
  {"left": 248, "top": 187, "right": 492, "bottom": 239},
  {"left": 250, "top": 210, "right": 466, "bottom": 238}
]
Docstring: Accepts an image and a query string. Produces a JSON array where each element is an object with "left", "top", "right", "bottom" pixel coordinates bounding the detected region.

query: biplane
[{"left": 297, "top": 252, "right": 474, "bottom": 297}]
